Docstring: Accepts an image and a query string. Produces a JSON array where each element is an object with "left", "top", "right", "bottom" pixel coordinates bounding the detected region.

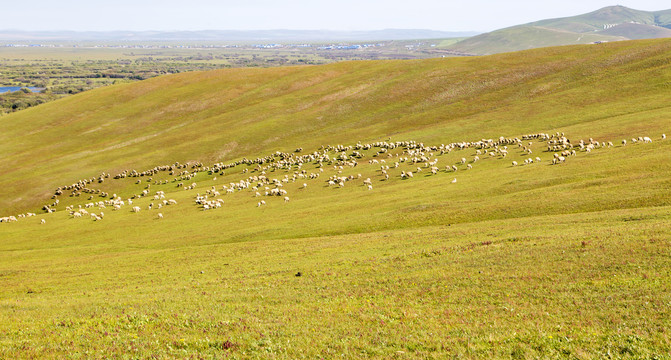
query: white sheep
[
  {"left": 132, "top": 206, "right": 141, "bottom": 213},
  {"left": 284, "top": 196, "right": 290, "bottom": 202},
  {"left": 40, "top": 219, "right": 46, "bottom": 225},
  {"left": 158, "top": 213, "right": 163, "bottom": 219},
  {"left": 552, "top": 156, "right": 566, "bottom": 165}
]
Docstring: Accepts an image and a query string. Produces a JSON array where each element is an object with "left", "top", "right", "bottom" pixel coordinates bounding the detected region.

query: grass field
[{"left": 1, "top": 39, "right": 671, "bottom": 358}]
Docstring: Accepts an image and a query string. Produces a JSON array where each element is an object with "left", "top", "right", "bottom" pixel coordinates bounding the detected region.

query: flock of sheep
[{"left": 0, "top": 132, "right": 666, "bottom": 225}]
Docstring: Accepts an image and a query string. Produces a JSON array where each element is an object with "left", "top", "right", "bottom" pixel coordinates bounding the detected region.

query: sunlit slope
[
  {"left": 1, "top": 40, "right": 671, "bottom": 359},
  {"left": 0, "top": 117, "right": 670, "bottom": 357},
  {"left": 1, "top": 39, "right": 671, "bottom": 215}
]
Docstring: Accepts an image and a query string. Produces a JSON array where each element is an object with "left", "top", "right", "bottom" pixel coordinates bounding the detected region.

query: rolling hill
[
  {"left": 1, "top": 39, "right": 671, "bottom": 358},
  {"left": 1, "top": 39, "right": 671, "bottom": 215},
  {"left": 446, "top": 5, "right": 671, "bottom": 55}
]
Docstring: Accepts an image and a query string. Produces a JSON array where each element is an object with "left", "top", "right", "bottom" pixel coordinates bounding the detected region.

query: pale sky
[{"left": 5, "top": 0, "right": 670, "bottom": 32}]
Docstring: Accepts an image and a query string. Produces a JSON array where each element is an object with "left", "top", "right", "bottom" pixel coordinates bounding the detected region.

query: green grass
[
  {"left": 1, "top": 39, "right": 671, "bottom": 358},
  {"left": 2, "top": 206, "right": 670, "bottom": 358}
]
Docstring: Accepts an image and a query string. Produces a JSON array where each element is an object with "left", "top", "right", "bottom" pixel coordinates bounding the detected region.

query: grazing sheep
[
  {"left": 158, "top": 213, "right": 163, "bottom": 219},
  {"left": 512, "top": 161, "right": 518, "bottom": 166},
  {"left": 284, "top": 196, "right": 290, "bottom": 202},
  {"left": 451, "top": 178, "right": 457, "bottom": 184},
  {"left": 643, "top": 136, "right": 652, "bottom": 143},
  {"left": 132, "top": 206, "right": 141, "bottom": 213},
  {"left": 663, "top": 134, "right": 666, "bottom": 140},
  {"left": 40, "top": 219, "right": 46, "bottom": 225}
]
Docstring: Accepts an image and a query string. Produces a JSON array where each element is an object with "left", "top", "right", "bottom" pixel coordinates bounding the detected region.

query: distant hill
[
  {"left": 446, "top": 5, "right": 671, "bottom": 55},
  {"left": 0, "top": 29, "right": 479, "bottom": 42}
]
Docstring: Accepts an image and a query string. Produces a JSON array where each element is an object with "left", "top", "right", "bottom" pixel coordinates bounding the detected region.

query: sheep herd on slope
[{"left": 0, "top": 132, "right": 666, "bottom": 225}]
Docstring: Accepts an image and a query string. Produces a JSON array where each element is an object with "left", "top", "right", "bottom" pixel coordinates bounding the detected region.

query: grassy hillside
[
  {"left": 445, "top": 26, "right": 624, "bottom": 55},
  {"left": 447, "top": 5, "right": 671, "bottom": 55},
  {"left": 2, "top": 39, "right": 671, "bottom": 216},
  {"left": 1, "top": 39, "right": 671, "bottom": 358}
]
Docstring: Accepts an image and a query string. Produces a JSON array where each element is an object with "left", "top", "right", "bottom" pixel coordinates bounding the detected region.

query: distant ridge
[
  {"left": 0, "top": 29, "right": 478, "bottom": 42},
  {"left": 596, "top": 22, "right": 671, "bottom": 39},
  {"left": 446, "top": 5, "right": 671, "bottom": 55}
]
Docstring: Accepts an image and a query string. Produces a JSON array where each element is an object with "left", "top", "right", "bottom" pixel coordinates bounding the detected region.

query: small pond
[{"left": 0, "top": 87, "right": 43, "bottom": 94}]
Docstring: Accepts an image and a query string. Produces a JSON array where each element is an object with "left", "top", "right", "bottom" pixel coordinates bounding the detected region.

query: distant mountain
[
  {"left": 0, "top": 29, "right": 479, "bottom": 42},
  {"left": 446, "top": 6, "right": 671, "bottom": 55}
]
